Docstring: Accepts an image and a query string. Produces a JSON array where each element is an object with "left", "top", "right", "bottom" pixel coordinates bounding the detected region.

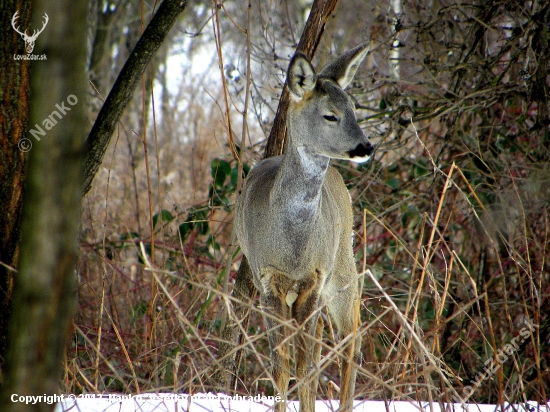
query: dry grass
[{"left": 66, "top": 0, "right": 549, "bottom": 406}]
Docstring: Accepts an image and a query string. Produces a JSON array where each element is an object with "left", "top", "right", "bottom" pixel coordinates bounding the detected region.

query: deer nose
[{"left": 348, "top": 141, "right": 374, "bottom": 159}]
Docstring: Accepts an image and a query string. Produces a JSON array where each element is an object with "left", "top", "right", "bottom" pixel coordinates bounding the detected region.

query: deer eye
[{"left": 323, "top": 115, "right": 338, "bottom": 122}]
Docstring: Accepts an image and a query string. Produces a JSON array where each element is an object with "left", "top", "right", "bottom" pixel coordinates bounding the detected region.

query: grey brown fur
[{"left": 234, "top": 44, "right": 372, "bottom": 412}]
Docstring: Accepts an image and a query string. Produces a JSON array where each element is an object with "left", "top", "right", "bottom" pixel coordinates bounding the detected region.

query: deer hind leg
[{"left": 327, "top": 285, "right": 362, "bottom": 412}]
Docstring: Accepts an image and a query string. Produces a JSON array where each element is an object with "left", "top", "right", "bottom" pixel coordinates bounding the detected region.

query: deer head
[{"left": 12, "top": 11, "right": 49, "bottom": 54}]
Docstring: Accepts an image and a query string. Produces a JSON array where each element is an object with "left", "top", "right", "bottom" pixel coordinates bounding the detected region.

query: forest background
[{"left": 0, "top": 0, "right": 549, "bottom": 408}]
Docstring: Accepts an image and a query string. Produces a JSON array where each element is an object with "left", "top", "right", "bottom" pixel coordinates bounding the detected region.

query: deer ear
[
  {"left": 319, "top": 43, "right": 369, "bottom": 89},
  {"left": 287, "top": 53, "right": 317, "bottom": 101}
]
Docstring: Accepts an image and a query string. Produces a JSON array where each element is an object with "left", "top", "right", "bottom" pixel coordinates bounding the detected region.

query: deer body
[
  {"left": 238, "top": 154, "right": 341, "bottom": 281},
  {"left": 235, "top": 44, "right": 372, "bottom": 412}
]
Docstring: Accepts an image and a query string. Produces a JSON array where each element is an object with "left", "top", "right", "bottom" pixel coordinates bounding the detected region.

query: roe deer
[{"left": 234, "top": 43, "right": 372, "bottom": 412}]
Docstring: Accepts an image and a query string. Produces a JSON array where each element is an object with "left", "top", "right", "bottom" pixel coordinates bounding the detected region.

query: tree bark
[
  {"left": 82, "top": 0, "right": 188, "bottom": 196},
  {"left": 0, "top": 0, "right": 31, "bottom": 365},
  {"left": 0, "top": 0, "right": 87, "bottom": 410}
]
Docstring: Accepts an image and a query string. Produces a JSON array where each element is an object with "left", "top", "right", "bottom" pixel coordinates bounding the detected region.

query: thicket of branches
[{"left": 70, "top": 0, "right": 548, "bottom": 405}]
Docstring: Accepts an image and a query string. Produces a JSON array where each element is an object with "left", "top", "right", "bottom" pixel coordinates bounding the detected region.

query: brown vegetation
[{"left": 66, "top": 0, "right": 548, "bottom": 406}]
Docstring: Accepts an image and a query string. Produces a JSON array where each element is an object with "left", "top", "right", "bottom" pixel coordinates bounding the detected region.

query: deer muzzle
[{"left": 348, "top": 141, "right": 374, "bottom": 162}]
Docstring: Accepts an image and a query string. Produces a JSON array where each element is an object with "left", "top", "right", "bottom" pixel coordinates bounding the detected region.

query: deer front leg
[
  {"left": 293, "top": 273, "right": 323, "bottom": 412},
  {"left": 261, "top": 289, "right": 291, "bottom": 412},
  {"left": 294, "top": 313, "right": 323, "bottom": 412}
]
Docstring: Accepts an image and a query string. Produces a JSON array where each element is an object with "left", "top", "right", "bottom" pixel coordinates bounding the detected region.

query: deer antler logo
[{"left": 11, "top": 11, "right": 49, "bottom": 54}]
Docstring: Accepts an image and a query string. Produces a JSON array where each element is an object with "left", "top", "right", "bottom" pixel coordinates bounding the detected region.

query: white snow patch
[{"left": 53, "top": 393, "right": 547, "bottom": 412}]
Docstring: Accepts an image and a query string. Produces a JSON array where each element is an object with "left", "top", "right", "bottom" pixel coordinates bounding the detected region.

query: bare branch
[{"left": 82, "top": 0, "right": 188, "bottom": 196}]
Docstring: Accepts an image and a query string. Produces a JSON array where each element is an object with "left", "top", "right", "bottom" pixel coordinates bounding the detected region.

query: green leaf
[
  {"left": 423, "top": 299, "right": 435, "bottom": 321},
  {"left": 153, "top": 209, "right": 174, "bottom": 228},
  {"left": 179, "top": 209, "right": 210, "bottom": 240},
  {"left": 152, "top": 213, "right": 159, "bottom": 228},
  {"left": 386, "top": 178, "right": 400, "bottom": 190},
  {"left": 230, "top": 165, "right": 239, "bottom": 187},
  {"left": 211, "top": 158, "right": 232, "bottom": 187},
  {"left": 198, "top": 220, "right": 209, "bottom": 235},
  {"left": 161, "top": 209, "right": 174, "bottom": 222},
  {"left": 412, "top": 160, "right": 429, "bottom": 178},
  {"left": 207, "top": 234, "right": 221, "bottom": 251},
  {"left": 179, "top": 221, "right": 192, "bottom": 240}
]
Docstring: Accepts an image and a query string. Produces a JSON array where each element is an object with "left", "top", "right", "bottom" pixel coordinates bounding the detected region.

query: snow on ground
[{"left": 51, "top": 393, "right": 548, "bottom": 412}]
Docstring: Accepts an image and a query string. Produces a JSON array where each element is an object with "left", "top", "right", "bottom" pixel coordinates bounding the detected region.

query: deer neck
[{"left": 271, "top": 139, "right": 329, "bottom": 228}]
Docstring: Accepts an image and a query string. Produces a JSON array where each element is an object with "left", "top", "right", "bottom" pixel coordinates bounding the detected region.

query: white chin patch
[{"left": 350, "top": 154, "right": 371, "bottom": 163}]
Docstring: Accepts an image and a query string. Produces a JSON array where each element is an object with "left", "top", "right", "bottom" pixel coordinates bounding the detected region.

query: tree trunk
[
  {"left": 0, "top": 1, "right": 88, "bottom": 410},
  {"left": 0, "top": 0, "right": 31, "bottom": 365},
  {"left": 0, "top": 1, "right": 189, "bottom": 405}
]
